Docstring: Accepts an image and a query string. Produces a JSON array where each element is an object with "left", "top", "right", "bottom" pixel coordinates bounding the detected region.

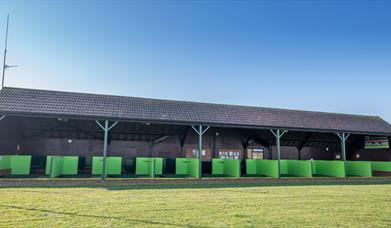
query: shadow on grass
[
  {"left": 1, "top": 178, "right": 391, "bottom": 190},
  {"left": 0, "top": 204, "right": 198, "bottom": 227}
]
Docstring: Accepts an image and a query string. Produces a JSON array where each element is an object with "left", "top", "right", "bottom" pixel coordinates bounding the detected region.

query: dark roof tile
[{"left": 0, "top": 87, "right": 390, "bottom": 134}]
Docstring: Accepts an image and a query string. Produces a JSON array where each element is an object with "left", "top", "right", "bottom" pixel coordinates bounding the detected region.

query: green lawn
[{"left": 1, "top": 183, "right": 391, "bottom": 227}]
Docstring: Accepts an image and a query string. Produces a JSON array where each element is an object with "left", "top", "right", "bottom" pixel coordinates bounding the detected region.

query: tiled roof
[{"left": 0, "top": 87, "right": 390, "bottom": 134}]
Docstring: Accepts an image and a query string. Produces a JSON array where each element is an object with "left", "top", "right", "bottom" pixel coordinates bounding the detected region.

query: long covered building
[{"left": 0, "top": 87, "right": 391, "bottom": 178}]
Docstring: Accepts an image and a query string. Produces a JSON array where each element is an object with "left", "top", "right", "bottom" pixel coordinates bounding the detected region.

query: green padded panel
[
  {"left": 280, "top": 160, "right": 312, "bottom": 177},
  {"left": 92, "top": 156, "right": 122, "bottom": 175},
  {"left": 46, "top": 156, "right": 63, "bottom": 178},
  {"left": 10, "top": 156, "right": 31, "bottom": 175},
  {"left": 371, "top": 161, "right": 391, "bottom": 172},
  {"left": 280, "top": 160, "right": 288, "bottom": 175},
  {"left": 212, "top": 159, "right": 240, "bottom": 177},
  {"left": 0, "top": 155, "right": 31, "bottom": 175},
  {"left": 0, "top": 156, "right": 11, "bottom": 170},
  {"left": 135, "top": 157, "right": 163, "bottom": 176},
  {"left": 347, "top": 161, "right": 372, "bottom": 177},
  {"left": 311, "top": 160, "right": 345, "bottom": 177},
  {"left": 175, "top": 158, "right": 200, "bottom": 178},
  {"left": 62, "top": 156, "right": 79, "bottom": 175},
  {"left": 246, "top": 160, "right": 278, "bottom": 177},
  {"left": 46, "top": 156, "right": 79, "bottom": 177}
]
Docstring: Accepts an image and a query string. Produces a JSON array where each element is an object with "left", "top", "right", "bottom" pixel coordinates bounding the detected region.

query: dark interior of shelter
[{"left": 1, "top": 116, "right": 389, "bottom": 176}]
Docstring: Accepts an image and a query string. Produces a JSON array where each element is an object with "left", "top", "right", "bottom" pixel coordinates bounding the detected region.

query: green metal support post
[
  {"left": 96, "top": 120, "right": 118, "bottom": 180},
  {"left": 49, "top": 156, "right": 54, "bottom": 178},
  {"left": 198, "top": 125, "right": 202, "bottom": 178},
  {"left": 336, "top": 132, "right": 350, "bottom": 177},
  {"left": 150, "top": 158, "right": 155, "bottom": 178},
  {"left": 270, "top": 129, "right": 287, "bottom": 178},
  {"left": 191, "top": 125, "right": 210, "bottom": 179},
  {"left": 102, "top": 121, "right": 109, "bottom": 180}
]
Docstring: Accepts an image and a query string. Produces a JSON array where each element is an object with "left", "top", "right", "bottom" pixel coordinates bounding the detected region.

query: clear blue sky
[{"left": 1, "top": 1, "right": 390, "bottom": 122}]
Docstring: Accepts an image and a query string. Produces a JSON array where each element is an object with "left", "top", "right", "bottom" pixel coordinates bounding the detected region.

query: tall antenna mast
[
  {"left": 1, "top": 14, "right": 17, "bottom": 89},
  {"left": 1, "top": 14, "right": 9, "bottom": 89}
]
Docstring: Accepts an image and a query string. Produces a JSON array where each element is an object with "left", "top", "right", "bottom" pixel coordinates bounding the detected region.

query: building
[{"left": 0, "top": 87, "right": 390, "bottom": 177}]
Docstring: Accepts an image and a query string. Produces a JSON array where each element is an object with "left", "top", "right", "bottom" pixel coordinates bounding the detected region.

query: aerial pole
[
  {"left": 1, "top": 14, "right": 9, "bottom": 89},
  {"left": 1, "top": 14, "right": 17, "bottom": 90}
]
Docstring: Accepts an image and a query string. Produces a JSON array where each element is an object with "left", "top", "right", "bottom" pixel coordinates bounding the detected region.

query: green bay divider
[
  {"left": 45, "top": 156, "right": 79, "bottom": 178},
  {"left": 371, "top": 161, "right": 391, "bottom": 172},
  {"left": 175, "top": 158, "right": 200, "bottom": 178},
  {"left": 311, "top": 160, "right": 345, "bottom": 177},
  {"left": 92, "top": 156, "right": 122, "bottom": 176},
  {"left": 10, "top": 156, "right": 32, "bottom": 175},
  {"left": 212, "top": 159, "right": 241, "bottom": 177},
  {"left": 246, "top": 160, "right": 278, "bottom": 177},
  {"left": 0, "top": 155, "right": 31, "bottom": 175},
  {"left": 135, "top": 157, "right": 163, "bottom": 177},
  {"left": 280, "top": 160, "right": 288, "bottom": 175},
  {"left": 0, "top": 156, "right": 11, "bottom": 173},
  {"left": 346, "top": 161, "right": 372, "bottom": 177},
  {"left": 280, "top": 160, "right": 312, "bottom": 177},
  {"left": 46, "top": 156, "right": 62, "bottom": 178}
]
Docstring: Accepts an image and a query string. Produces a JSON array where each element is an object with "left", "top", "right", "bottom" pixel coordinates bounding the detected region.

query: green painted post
[
  {"left": 102, "top": 120, "right": 109, "bottom": 180},
  {"left": 271, "top": 129, "right": 286, "bottom": 178},
  {"left": 276, "top": 129, "right": 281, "bottom": 178},
  {"left": 151, "top": 158, "right": 155, "bottom": 178},
  {"left": 191, "top": 125, "right": 209, "bottom": 179},
  {"left": 341, "top": 133, "right": 346, "bottom": 177},
  {"left": 49, "top": 157, "right": 54, "bottom": 178},
  {"left": 337, "top": 132, "right": 350, "bottom": 178},
  {"left": 198, "top": 125, "right": 203, "bottom": 179},
  {"left": 96, "top": 120, "right": 118, "bottom": 180}
]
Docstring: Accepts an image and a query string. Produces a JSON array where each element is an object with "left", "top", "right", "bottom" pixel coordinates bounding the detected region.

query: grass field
[{"left": 1, "top": 180, "right": 391, "bottom": 227}]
